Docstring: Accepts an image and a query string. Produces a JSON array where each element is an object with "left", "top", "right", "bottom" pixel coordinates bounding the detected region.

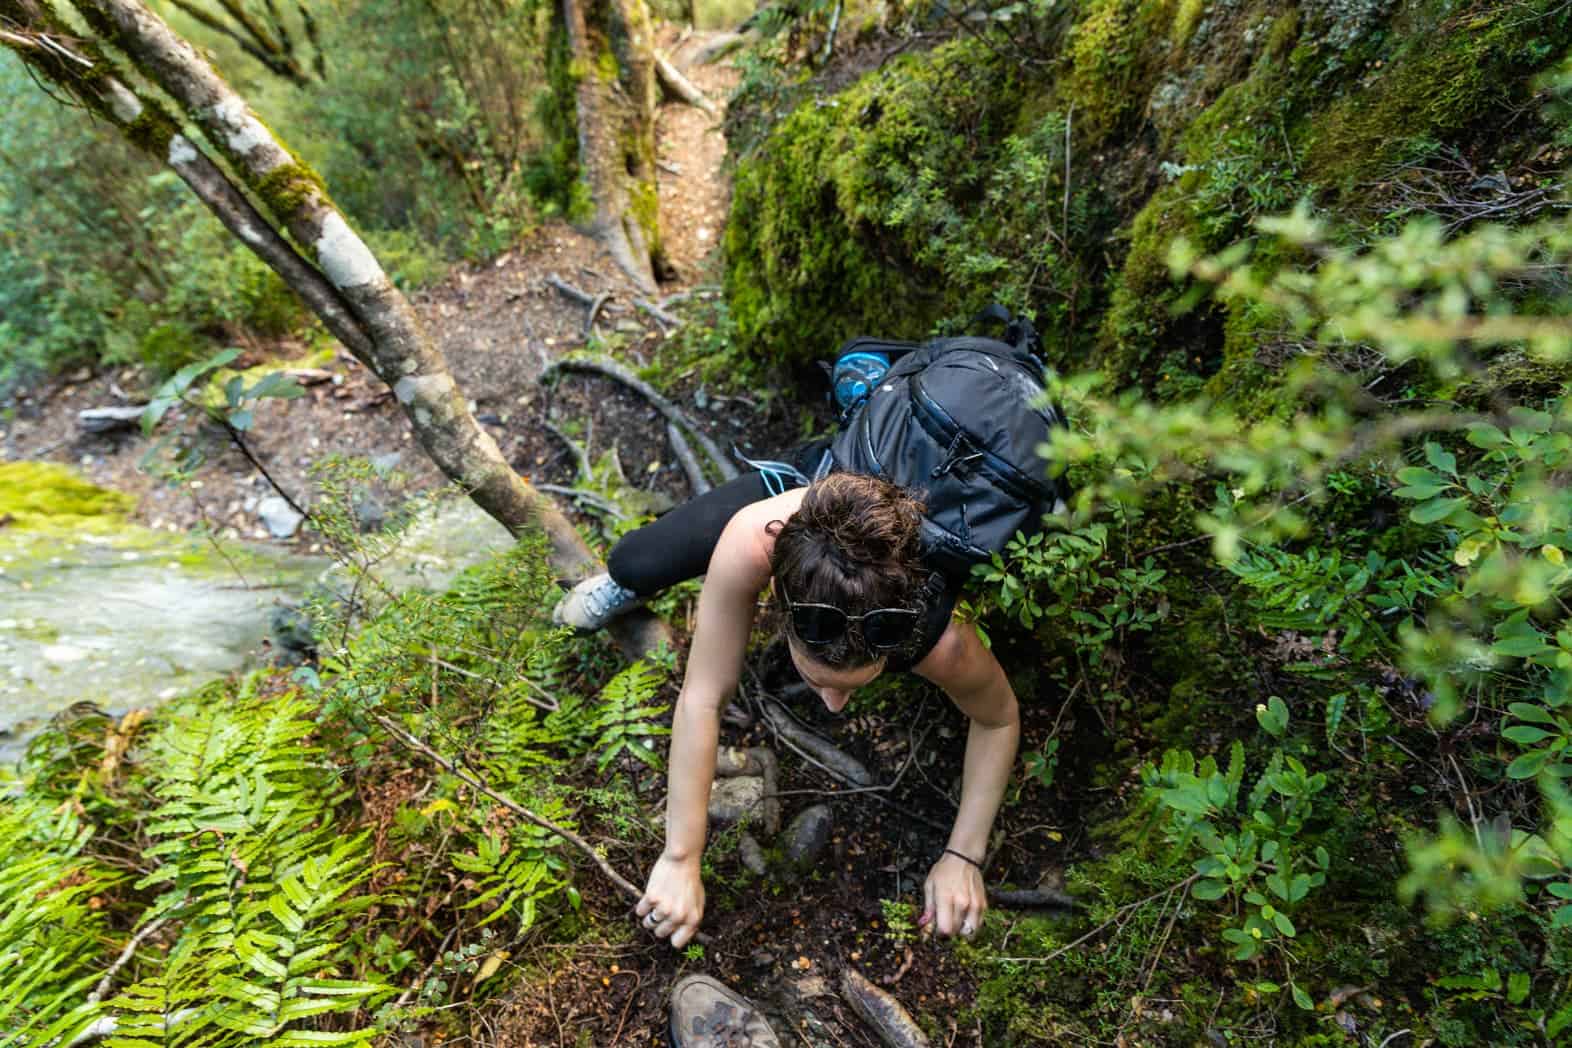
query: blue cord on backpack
[{"left": 832, "top": 351, "right": 890, "bottom": 413}]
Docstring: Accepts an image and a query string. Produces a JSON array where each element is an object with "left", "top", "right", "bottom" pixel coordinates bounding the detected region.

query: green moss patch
[{"left": 0, "top": 463, "right": 133, "bottom": 531}]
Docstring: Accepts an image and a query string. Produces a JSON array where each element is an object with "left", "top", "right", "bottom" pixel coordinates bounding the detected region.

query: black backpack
[{"left": 825, "top": 308, "right": 1069, "bottom": 583}]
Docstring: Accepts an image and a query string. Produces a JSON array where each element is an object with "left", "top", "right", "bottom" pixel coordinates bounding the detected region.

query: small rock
[
  {"left": 707, "top": 775, "right": 765, "bottom": 826},
  {"left": 370, "top": 452, "right": 403, "bottom": 475},
  {"left": 782, "top": 804, "right": 833, "bottom": 869},
  {"left": 257, "top": 496, "right": 304, "bottom": 539},
  {"left": 750, "top": 949, "right": 775, "bottom": 968},
  {"left": 739, "top": 833, "right": 768, "bottom": 876},
  {"left": 269, "top": 604, "right": 316, "bottom": 662},
  {"left": 353, "top": 492, "right": 388, "bottom": 533}
]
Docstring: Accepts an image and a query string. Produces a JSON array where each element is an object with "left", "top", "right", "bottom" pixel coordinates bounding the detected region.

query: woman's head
[{"left": 769, "top": 474, "right": 928, "bottom": 676}]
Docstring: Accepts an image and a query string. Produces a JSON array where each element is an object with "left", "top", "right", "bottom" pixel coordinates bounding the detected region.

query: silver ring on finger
[{"left": 644, "top": 913, "right": 658, "bottom": 928}]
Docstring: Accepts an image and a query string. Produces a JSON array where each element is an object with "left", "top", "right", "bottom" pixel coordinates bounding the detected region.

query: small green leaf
[
  {"left": 1291, "top": 983, "right": 1313, "bottom": 1010},
  {"left": 1424, "top": 442, "right": 1457, "bottom": 476},
  {"left": 1507, "top": 749, "right": 1553, "bottom": 779},
  {"left": 1411, "top": 497, "right": 1470, "bottom": 524},
  {"left": 1509, "top": 702, "right": 1559, "bottom": 725},
  {"left": 1192, "top": 879, "right": 1229, "bottom": 901},
  {"left": 1273, "top": 911, "right": 1296, "bottom": 937},
  {"left": 1502, "top": 725, "right": 1557, "bottom": 746}
]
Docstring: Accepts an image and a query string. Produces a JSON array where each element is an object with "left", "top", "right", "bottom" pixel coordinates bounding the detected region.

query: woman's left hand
[{"left": 920, "top": 850, "right": 986, "bottom": 939}]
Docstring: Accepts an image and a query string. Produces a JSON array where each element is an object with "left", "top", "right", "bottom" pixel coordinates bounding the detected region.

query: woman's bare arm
[
  {"left": 639, "top": 489, "right": 805, "bottom": 947},
  {"left": 913, "top": 618, "right": 1021, "bottom": 937}
]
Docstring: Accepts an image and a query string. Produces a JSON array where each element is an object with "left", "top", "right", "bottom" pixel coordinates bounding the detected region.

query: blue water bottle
[{"left": 832, "top": 351, "right": 890, "bottom": 413}]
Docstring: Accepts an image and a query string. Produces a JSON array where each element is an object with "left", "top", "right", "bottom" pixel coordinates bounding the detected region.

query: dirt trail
[{"left": 0, "top": 27, "right": 742, "bottom": 547}]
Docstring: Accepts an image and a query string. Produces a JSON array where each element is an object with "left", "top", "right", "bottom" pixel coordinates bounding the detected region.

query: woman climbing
[{"left": 553, "top": 308, "right": 1064, "bottom": 972}]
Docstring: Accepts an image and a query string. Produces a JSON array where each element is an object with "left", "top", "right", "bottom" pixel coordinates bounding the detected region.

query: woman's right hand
[{"left": 637, "top": 850, "right": 705, "bottom": 948}]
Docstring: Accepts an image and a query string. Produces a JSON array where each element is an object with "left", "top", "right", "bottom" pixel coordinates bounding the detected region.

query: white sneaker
[{"left": 553, "top": 572, "right": 643, "bottom": 631}]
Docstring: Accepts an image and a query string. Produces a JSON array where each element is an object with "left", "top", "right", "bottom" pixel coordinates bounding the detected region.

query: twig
[
  {"left": 220, "top": 418, "right": 312, "bottom": 528},
  {"left": 369, "top": 713, "right": 714, "bottom": 946},
  {"left": 392, "top": 926, "right": 457, "bottom": 1010},
  {"left": 1140, "top": 877, "right": 1190, "bottom": 990},
  {"left": 666, "top": 422, "right": 712, "bottom": 495},
  {"left": 818, "top": 0, "right": 843, "bottom": 64},
  {"left": 542, "top": 357, "right": 738, "bottom": 481},
  {"left": 1062, "top": 103, "right": 1073, "bottom": 244},
  {"left": 542, "top": 420, "right": 593, "bottom": 481},
  {"left": 584, "top": 291, "right": 612, "bottom": 337},
  {"left": 985, "top": 874, "right": 1200, "bottom": 965},
  {"left": 431, "top": 657, "right": 557, "bottom": 711},
  {"left": 88, "top": 917, "right": 168, "bottom": 1005},
  {"left": 1377, "top": 1032, "right": 1412, "bottom": 1048},
  {"left": 537, "top": 484, "right": 628, "bottom": 520}
]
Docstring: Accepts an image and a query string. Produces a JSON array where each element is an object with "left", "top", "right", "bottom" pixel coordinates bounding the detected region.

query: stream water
[{"left": 0, "top": 470, "right": 514, "bottom": 764}]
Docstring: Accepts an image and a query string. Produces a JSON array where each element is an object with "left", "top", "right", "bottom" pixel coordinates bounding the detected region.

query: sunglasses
[{"left": 780, "top": 584, "right": 921, "bottom": 651}]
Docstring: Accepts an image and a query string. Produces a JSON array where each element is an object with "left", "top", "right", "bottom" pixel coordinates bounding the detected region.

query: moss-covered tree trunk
[
  {"left": 560, "top": 0, "right": 661, "bottom": 293},
  {"left": 0, "top": 0, "right": 670, "bottom": 658}
]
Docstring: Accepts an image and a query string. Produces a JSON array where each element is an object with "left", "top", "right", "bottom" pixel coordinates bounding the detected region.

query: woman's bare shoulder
[{"left": 707, "top": 488, "right": 809, "bottom": 587}]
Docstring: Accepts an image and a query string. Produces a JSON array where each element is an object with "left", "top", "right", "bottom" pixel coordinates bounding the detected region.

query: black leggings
[
  {"left": 607, "top": 442, "right": 827, "bottom": 597},
  {"left": 605, "top": 444, "right": 957, "bottom": 671}
]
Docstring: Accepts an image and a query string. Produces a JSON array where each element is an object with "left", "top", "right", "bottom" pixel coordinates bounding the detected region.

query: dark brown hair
[{"left": 768, "top": 474, "right": 928, "bottom": 669}]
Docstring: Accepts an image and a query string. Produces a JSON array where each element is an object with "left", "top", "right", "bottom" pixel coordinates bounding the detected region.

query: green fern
[
  {"left": 587, "top": 659, "right": 671, "bottom": 773},
  {"left": 0, "top": 797, "right": 113, "bottom": 1046},
  {"left": 99, "top": 693, "right": 386, "bottom": 1047},
  {"left": 450, "top": 820, "right": 574, "bottom": 932}
]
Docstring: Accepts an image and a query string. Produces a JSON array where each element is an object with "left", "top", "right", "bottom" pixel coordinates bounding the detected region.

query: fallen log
[
  {"left": 655, "top": 49, "right": 718, "bottom": 117},
  {"left": 77, "top": 405, "right": 147, "bottom": 434}
]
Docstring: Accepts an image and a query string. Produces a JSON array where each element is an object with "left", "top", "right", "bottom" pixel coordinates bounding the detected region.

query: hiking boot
[
  {"left": 669, "top": 974, "right": 782, "bottom": 1048},
  {"left": 552, "top": 572, "right": 642, "bottom": 631}
]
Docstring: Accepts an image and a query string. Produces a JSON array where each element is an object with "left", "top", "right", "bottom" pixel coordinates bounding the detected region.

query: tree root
[
  {"left": 547, "top": 271, "right": 596, "bottom": 307},
  {"left": 635, "top": 297, "right": 681, "bottom": 330},
  {"left": 584, "top": 290, "right": 612, "bottom": 336},
  {"left": 543, "top": 356, "right": 738, "bottom": 484},
  {"left": 762, "top": 700, "right": 874, "bottom": 786},
  {"left": 542, "top": 419, "right": 593, "bottom": 481},
  {"left": 666, "top": 422, "right": 712, "bottom": 495}
]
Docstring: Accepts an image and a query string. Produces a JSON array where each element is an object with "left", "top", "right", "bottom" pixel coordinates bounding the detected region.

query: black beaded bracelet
[{"left": 944, "top": 847, "right": 984, "bottom": 871}]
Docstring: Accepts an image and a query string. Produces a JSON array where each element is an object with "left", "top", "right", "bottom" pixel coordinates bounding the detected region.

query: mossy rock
[
  {"left": 0, "top": 463, "right": 133, "bottom": 532},
  {"left": 724, "top": 37, "right": 1034, "bottom": 366}
]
